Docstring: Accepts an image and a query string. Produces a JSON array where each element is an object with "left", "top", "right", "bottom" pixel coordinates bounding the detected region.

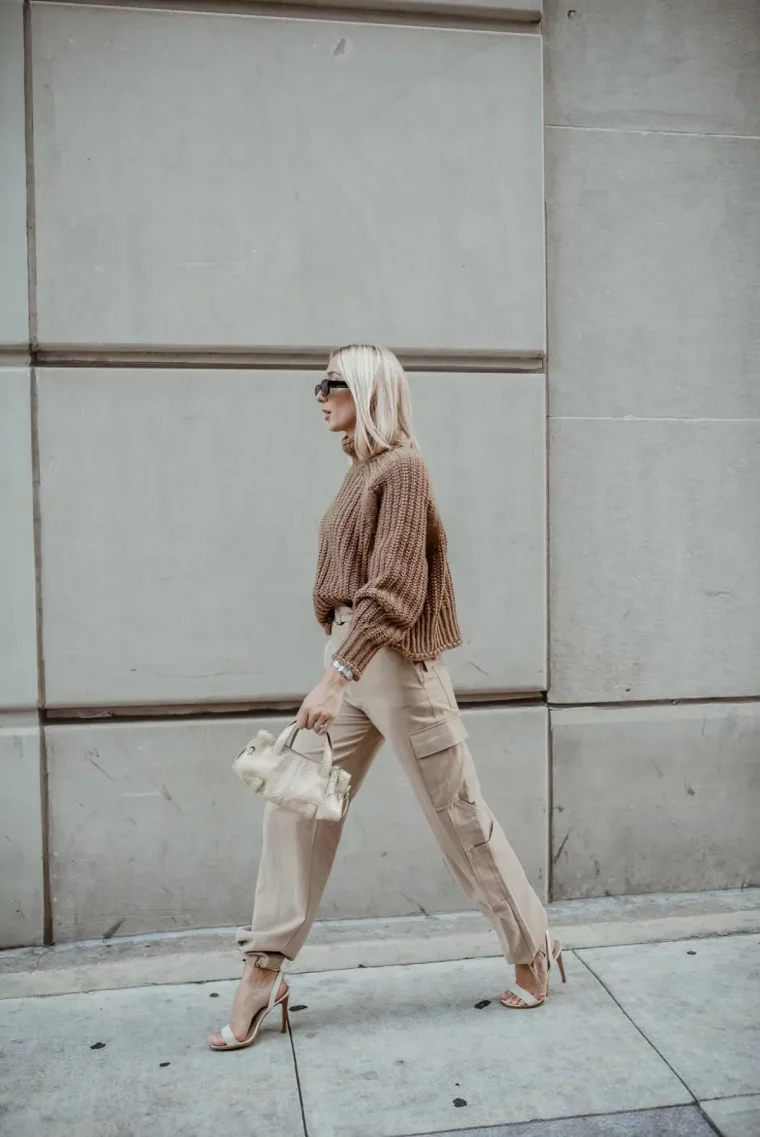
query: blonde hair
[{"left": 329, "top": 344, "right": 417, "bottom": 462}]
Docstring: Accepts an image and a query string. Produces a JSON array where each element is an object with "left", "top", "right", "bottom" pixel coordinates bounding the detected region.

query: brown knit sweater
[{"left": 313, "top": 438, "right": 462, "bottom": 678}]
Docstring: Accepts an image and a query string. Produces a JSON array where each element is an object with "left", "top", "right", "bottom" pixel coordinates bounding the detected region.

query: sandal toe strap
[
  {"left": 220, "top": 1024, "right": 238, "bottom": 1047},
  {"left": 504, "top": 983, "right": 542, "bottom": 1007}
]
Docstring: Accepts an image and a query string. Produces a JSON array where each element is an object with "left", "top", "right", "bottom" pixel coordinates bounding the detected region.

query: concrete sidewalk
[{"left": 1, "top": 927, "right": 759, "bottom": 1137}]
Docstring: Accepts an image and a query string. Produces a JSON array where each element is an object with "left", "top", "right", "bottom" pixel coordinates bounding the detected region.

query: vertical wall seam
[
  {"left": 38, "top": 691, "right": 53, "bottom": 946},
  {"left": 29, "top": 363, "right": 52, "bottom": 945},
  {"left": 30, "top": 364, "right": 51, "bottom": 944},
  {"left": 545, "top": 705, "right": 553, "bottom": 903},
  {"left": 23, "top": 0, "right": 37, "bottom": 349},
  {"left": 541, "top": 28, "right": 554, "bottom": 899},
  {"left": 23, "top": 1, "right": 52, "bottom": 945}
]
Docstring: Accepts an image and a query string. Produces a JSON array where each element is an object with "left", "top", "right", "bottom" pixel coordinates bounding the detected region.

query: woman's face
[{"left": 317, "top": 356, "right": 357, "bottom": 435}]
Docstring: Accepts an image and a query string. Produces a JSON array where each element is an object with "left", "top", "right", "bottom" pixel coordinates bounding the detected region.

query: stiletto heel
[
  {"left": 280, "top": 995, "right": 290, "bottom": 1034},
  {"left": 555, "top": 943, "right": 567, "bottom": 984}
]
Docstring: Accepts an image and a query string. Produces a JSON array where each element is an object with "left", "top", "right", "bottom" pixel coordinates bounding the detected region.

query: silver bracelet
[{"left": 331, "top": 657, "right": 355, "bottom": 682}]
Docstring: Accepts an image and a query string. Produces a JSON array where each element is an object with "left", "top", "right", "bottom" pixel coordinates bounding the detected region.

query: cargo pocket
[
  {"left": 409, "top": 714, "right": 469, "bottom": 810},
  {"left": 465, "top": 824, "right": 514, "bottom": 914}
]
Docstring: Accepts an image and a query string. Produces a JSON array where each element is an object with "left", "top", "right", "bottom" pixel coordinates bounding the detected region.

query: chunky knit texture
[{"left": 313, "top": 438, "right": 462, "bottom": 678}]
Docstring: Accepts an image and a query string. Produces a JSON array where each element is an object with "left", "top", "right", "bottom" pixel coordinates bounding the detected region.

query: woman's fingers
[
  {"left": 297, "top": 701, "right": 326, "bottom": 732},
  {"left": 307, "top": 705, "right": 324, "bottom": 731},
  {"left": 297, "top": 681, "right": 343, "bottom": 733}
]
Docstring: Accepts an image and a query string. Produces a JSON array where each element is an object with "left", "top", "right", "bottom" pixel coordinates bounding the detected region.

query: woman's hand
[{"left": 296, "top": 667, "right": 348, "bottom": 734}]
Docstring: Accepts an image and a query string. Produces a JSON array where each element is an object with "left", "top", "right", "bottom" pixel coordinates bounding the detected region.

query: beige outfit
[{"left": 236, "top": 608, "right": 547, "bottom": 966}]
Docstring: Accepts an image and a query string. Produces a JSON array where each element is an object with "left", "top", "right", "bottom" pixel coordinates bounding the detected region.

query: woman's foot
[
  {"left": 500, "top": 934, "right": 561, "bottom": 1009},
  {"left": 209, "top": 960, "right": 288, "bottom": 1048}
]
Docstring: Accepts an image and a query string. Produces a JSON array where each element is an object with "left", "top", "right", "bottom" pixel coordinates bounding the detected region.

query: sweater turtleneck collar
[{"left": 342, "top": 434, "right": 412, "bottom": 464}]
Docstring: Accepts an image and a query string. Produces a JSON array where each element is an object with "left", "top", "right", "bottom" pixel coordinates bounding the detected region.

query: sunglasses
[{"left": 314, "top": 378, "right": 349, "bottom": 398}]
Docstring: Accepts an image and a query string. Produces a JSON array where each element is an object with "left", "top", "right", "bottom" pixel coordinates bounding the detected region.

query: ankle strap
[{"left": 249, "top": 951, "right": 286, "bottom": 973}]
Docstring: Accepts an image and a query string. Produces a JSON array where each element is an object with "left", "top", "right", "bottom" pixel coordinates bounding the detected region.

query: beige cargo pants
[{"left": 237, "top": 608, "right": 547, "bottom": 966}]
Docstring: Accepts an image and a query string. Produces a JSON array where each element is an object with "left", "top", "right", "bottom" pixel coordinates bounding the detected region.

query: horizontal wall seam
[
  {"left": 33, "top": 345, "right": 546, "bottom": 373},
  {"left": 0, "top": 346, "right": 32, "bottom": 366},
  {"left": 36, "top": 0, "right": 542, "bottom": 33},
  {"left": 545, "top": 123, "right": 760, "bottom": 143},
  {"left": 552, "top": 415, "right": 760, "bottom": 424},
  {"left": 549, "top": 693, "right": 760, "bottom": 712},
  {"left": 39, "top": 691, "right": 760, "bottom": 725},
  {"left": 42, "top": 693, "right": 547, "bottom": 723}
]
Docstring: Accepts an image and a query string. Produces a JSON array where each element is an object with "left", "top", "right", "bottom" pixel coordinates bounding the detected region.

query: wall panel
[
  {"left": 0, "top": 368, "right": 38, "bottom": 710},
  {"left": 546, "top": 128, "right": 760, "bottom": 419},
  {"left": 32, "top": 4, "right": 545, "bottom": 351},
  {"left": 37, "top": 369, "right": 546, "bottom": 707},
  {"left": 0, "top": 0, "right": 28, "bottom": 346},
  {"left": 0, "top": 714, "right": 44, "bottom": 947},
  {"left": 544, "top": 0, "right": 760, "bottom": 135},
  {"left": 551, "top": 702, "right": 760, "bottom": 899},
  {"left": 549, "top": 417, "right": 760, "bottom": 704},
  {"left": 47, "top": 705, "right": 547, "bottom": 941}
]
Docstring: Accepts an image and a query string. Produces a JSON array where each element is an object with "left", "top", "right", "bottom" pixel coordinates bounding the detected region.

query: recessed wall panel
[
  {"left": 551, "top": 702, "right": 760, "bottom": 898},
  {"left": 38, "top": 369, "right": 546, "bottom": 707},
  {"left": 32, "top": 5, "right": 545, "bottom": 351},
  {"left": 47, "top": 706, "right": 547, "bottom": 941},
  {"left": 0, "top": 368, "right": 38, "bottom": 710},
  {"left": 549, "top": 418, "right": 760, "bottom": 703},
  {"left": 0, "top": 2, "right": 28, "bottom": 346},
  {"left": 546, "top": 129, "right": 760, "bottom": 419},
  {"left": 0, "top": 713, "right": 44, "bottom": 947},
  {"left": 544, "top": 0, "right": 760, "bottom": 135}
]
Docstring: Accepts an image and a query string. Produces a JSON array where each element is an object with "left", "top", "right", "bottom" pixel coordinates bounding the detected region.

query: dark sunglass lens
[{"left": 315, "top": 378, "right": 348, "bottom": 397}]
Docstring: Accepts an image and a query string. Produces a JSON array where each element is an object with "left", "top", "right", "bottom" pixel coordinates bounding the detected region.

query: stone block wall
[{"left": 1, "top": 0, "right": 757, "bottom": 946}]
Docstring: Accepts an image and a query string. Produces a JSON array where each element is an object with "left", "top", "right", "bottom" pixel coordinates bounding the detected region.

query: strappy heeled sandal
[
  {"left": 209, "top": 966, "right": 290, "bottom": 1051},
  {"left": 500, "top": 930, "right": 567, "bottom": 1010}
]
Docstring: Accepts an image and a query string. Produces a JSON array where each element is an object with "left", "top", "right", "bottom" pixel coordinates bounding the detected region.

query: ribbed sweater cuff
[{"left": 332, "top": 625, "right": 380, "bottom": 680}]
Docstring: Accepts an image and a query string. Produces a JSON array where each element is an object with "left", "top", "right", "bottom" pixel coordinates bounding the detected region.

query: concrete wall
[
  {"left": 544, "top": 0, "right": 760, "bottom": 896},
  {"left": 47, "top": 707, "right": 547, "bottom": 941},
  {"left": 1, "top": 0, "right": 549, "bottom": 947},
  {"left": 1, "top": 0, "right": 758, "bottom": 947},
  {"left": 31, "top": 6, "right": 545, "bottom": 351},
  {"left": 0, "top": 0, "right": 45, "bottom": 948}
]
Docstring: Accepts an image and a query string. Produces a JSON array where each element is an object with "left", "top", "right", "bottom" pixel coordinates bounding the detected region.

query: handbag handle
[{"left": 275, "top": 722, "right": 334, "bottom": 780}]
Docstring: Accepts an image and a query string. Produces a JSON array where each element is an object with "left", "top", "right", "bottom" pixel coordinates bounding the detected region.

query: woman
[{"left": 210, "top": 344, "right": 565, "bottom": 1051}]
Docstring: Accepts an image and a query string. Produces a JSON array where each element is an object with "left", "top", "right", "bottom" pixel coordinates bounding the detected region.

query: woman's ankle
[{"left": 243, "top": 950, "right": 285, "bottom": 970}]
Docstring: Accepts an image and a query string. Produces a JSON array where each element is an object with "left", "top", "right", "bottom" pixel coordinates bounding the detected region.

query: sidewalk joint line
[
  {"left": 574, "top": 952, "right": 700, "bottom": 1106},
  {"left": 397, "top": 1101, "right": 714, "bottom": 1137},
  {"left": 697, "top": 1104, "right": 727, "bottom": 1137},
  {"left": 700, "top": 1090, "right": 760, "bottom": 1102},
  {"left": 288, "top": 1016, "right": 311, "bottom": 1137}
]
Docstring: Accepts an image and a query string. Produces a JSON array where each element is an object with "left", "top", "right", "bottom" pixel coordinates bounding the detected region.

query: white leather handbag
[{"left": 232, "top": 722, "right": 350, "bottom": 822}]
